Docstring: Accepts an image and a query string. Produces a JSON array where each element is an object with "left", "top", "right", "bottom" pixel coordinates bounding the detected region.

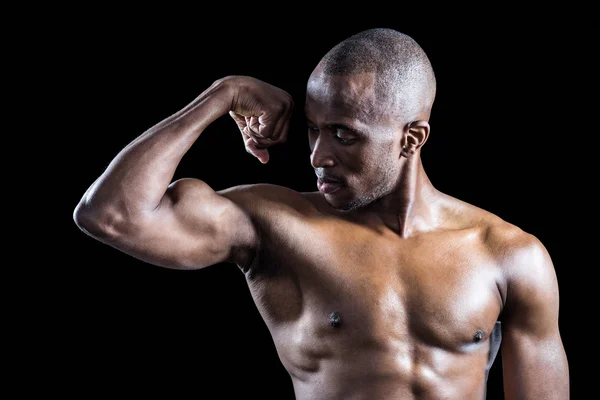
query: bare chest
[{"left": 247, "top": 216, "right": 504, "bottom": 351}]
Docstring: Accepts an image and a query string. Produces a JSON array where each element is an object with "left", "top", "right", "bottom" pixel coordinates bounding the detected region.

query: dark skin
[{"left": 74, "top": 68, "right": 569, "bottom": 399}]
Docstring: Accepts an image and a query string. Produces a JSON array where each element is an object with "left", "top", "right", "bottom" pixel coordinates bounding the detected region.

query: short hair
[{"left": 319, "top": 28, "right": 436, "bottom": 120}]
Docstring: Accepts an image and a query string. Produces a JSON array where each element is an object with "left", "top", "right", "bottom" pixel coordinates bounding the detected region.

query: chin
[
  {"left": 325, "top": 193, "right": 370, "bottom": 212},
  {"left": 323, "top": 193, "right": 350, "bottom": 211}
]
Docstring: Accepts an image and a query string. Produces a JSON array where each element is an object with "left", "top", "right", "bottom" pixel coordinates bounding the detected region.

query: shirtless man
[{"left": 73, "top": 28, "right": 569, "bottom": 399}]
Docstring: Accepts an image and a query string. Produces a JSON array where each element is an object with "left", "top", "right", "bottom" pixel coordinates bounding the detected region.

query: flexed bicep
[{"left": 97, "top": 178, "right": 259, "bottom": 271}]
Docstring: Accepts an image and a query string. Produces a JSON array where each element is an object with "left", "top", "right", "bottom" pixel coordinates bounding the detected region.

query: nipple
[
  {"left": 329, "top": 311, "right": 342, "bottom": 328},
  {"left": 473, "top": 329, "right": 485, "bottom": 342}
]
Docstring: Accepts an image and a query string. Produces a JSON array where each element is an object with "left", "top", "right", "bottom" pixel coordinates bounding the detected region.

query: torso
[{"left": 233, "top": 184, "right": 511, "bottom": 400}]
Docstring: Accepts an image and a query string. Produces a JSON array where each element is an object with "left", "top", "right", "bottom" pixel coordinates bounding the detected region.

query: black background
[{"left": 47, "top": 9, "right": 592, "bottom": 399}]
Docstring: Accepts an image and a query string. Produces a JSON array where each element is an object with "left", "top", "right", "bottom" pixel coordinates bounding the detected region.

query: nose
[{"left": 310, "top": 135, "right": 335, "bottom": 168}]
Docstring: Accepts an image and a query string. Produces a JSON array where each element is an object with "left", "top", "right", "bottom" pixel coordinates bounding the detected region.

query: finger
[
  {"left": 236, "top": 121, "right": 271, "bottom": 147},
  {"left": 241, "top": 127, "right": 271, "bottom": 151},
  {"left": 256, "top": 112, "right": 279, "bottom": 142},
  {"left": 232, "top": 111, "right": 278, "bottom": 147},
  {"left": 229, "top": 110, "right": 243, "bottom": 122},
  {"left": 243, "top": 116, "right": 262, "bottom": 137},
  {"left": 229, "top": 111, "right": 247, "bottom": 129},
  {"left": 239, "top": 125, "right": 269, "bottom": 147},
  {"left": 244, "top": 135, "right": 270, "bottom": 164},
  {"left": 234, "top": 113, "right": 272, "bottom": 163},
  {"left": 248, "top": 116, "right": 263, "bottom": 136},
  {"left": 248, "top": 133, "right": 274, "bottom": 149}
]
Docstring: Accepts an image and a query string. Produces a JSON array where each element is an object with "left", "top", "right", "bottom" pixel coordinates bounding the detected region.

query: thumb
[{"left": 244, "top": 135, "right": 270, "bottom": 164}]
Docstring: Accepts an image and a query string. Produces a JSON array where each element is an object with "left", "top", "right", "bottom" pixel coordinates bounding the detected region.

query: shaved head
[{"left": 317, "top": 28, "right": 436, "bottom": 122}]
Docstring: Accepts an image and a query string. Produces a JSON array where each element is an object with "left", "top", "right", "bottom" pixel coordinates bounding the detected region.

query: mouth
[{"left": 317, "top": 177, "right": 344, "bottom": 194}]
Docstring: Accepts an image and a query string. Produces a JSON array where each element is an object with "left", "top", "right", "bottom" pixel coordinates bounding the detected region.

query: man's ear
[{"left": 401, "top": 120, "right": 430, "bottom": 158}]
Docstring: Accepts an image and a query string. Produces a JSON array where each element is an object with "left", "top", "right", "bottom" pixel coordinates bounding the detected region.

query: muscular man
[{"left": 73, "top": 28, "right": 569, "bottom": 399}]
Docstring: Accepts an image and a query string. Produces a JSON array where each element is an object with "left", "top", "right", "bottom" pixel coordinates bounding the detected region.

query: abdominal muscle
[{"left": 266, "top": 308, "right": 489, "bottom": 400}]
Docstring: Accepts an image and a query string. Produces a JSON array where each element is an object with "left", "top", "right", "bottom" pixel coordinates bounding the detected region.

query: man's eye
[
  {"left": 334, "top": 129, "right": 355, "bottom": 145},
  {"left": 308, "top": 126, "right": 319, "bottom": 132},
  {"left": 336, "top": 134, "right": 356, "bottom": 145}
]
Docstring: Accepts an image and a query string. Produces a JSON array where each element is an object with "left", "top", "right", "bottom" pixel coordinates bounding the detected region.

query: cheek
[
  {"left": 364, "top": 146, "right": 395, "bottom": 171},
  {"left": 345, "top": 154, "right": 382, "bottom": 186},
  {"left": 367, "top": 151, "right": 399, "bottom": 181},
  {"left": 339, "top": 149, "right": 367, "bottom": 173},
  {"left": 342, "top": 143, "right": 396, "bottom": 181}
]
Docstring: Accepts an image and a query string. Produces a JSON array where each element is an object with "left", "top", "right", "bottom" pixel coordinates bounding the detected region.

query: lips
[{"left": 317, "top": 177, "right": 343, "bottom": 194}]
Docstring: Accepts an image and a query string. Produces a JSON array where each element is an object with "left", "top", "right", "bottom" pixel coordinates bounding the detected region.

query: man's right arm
[{"left": 73, "top": 76, "right": 293, "bottom": 270}]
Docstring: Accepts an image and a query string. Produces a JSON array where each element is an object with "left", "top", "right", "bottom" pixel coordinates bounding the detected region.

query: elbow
[
  {"left": 73, "top": 201, "right": 97, "bottom": 236},
  {"left": 73, "top": 198, "right": 128, "bottom": 241}
]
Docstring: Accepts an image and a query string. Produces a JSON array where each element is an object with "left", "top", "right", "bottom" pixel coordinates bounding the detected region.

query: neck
[{"left": 361, "top": 155, "right": 441, "bottom": 238}]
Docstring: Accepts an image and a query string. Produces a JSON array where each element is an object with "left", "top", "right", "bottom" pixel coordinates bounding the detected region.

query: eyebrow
[{"left": 306, "top": 119, "right": 367, "bottom": 137}]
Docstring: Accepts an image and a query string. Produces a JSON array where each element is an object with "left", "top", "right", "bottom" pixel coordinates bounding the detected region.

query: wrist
[
  {"left": 212, "top": 75, "right": 245, "bottom": 111},
  {"left": 205, "top": 76, "right": 237, "bottom": 113},
  {"left": 178, "top": 77, "right": 236, "bottom": 129}
]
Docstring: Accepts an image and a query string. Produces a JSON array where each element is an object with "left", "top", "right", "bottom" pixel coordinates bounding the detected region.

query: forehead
[{"left": 305, "top": 69, "right": 379, "bottom": 123}]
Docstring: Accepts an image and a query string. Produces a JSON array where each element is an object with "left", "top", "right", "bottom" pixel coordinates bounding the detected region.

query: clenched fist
[{"left": 226, "top": 76, "right": 294, "bottom": 164}]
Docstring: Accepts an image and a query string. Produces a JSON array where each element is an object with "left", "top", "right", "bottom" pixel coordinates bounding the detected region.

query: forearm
[{"left": 75, "top": 78, "right": 232, "bottom": 226}]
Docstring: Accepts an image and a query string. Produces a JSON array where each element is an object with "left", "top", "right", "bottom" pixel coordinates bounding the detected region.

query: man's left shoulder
[
  {"left": 476, "top": 215, "right": 561, "bottom": 323},
  {"left": 445, "top": 196, "right": 547, "bottom": 264},
  {"left": 480, "top": 217, "right": 553, "bottom": 276}
]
